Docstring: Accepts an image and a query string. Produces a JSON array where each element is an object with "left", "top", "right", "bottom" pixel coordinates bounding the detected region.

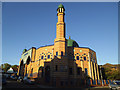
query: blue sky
[{"left": 2, "top": 2, "right": 118, "bottom": 65}]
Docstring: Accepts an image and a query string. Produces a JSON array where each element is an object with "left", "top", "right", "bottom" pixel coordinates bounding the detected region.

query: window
[
  {"left": 92, "top": 63, "right": 95, "bottom": 79},
  {"left": 60, "top": 65, "right": 64, "bottom": 72},
  {"left": 85, "top": 68, "right": 88, "bottom": 75},
  {"left": 48, "top": 55, "right": 50, "bottom": 59},
  {"left": 77, "top": 56, "right": 79, "bottom": 60},
  {"left": 77, "top": 67, "right": 80, "bottom": 75},
  {"left": 70, "top": 81, "right": 73, "bottom": 85},
  {"left": 65, "top": 81, "right": 68, "bottom": 85},
  {"left": 74, "top": 56, "right": 75, "bottom": 59},
  {"left": 69, "top": 55, "right": 73, "bottom": 60},
  {"left": 69, "top": 68, "right": 73, "bottom": 75},
  {"left": 41, "top": 56, "right": 44, "bottom": 59},
  {"left": 61, "top": 81, "right": 64, "bottom": 86},
  {"left": 61, "top": 51, "right": 63, "bottom": 56},
  {"left": 30, "top": 68, "right": 33, "bottom": 76},
  {"left": 84, "top": 57, "right": 86, "bottom": 61},
  {"left": 56, "top": 52, "right": 58, "bottom": 56},
  {"left": 55, "top": 65, "right": 58, "bottom": 71},
  {"left": 91, "top": 58, "right": 92, "bottom": 61}
]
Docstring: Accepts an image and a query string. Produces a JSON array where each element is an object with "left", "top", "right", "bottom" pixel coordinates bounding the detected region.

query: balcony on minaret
[
  {"left": 57, "top": 4, "right": 65, "bottom": 14},
  {"left": 57, "top": 4, "right": 65, "bottom": 23}
]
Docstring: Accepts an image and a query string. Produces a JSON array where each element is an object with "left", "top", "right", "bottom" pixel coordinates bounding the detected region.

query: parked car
[
  {"left": 109, "top": 80, "right": 120, "bottom": 90},
  {"left": 10, "top": 75, "right": 18, "bottom": 80},
  {"left": 23, "top": 76, "right": 35, "bottom": 85},
  {"left": 17, "top": 76, "right": 23, "bottom": 82}
]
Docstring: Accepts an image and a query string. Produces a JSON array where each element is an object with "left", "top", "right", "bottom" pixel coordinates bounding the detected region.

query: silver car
[
  {"left": 23, "top": 76, "right": 35, "bottom": 85},
  {"left": 109, "top": 80, "right": 120, "bottom": 90}
]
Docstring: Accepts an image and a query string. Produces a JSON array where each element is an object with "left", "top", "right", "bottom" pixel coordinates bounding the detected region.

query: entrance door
[
  {"left": 38, "top": 66, "right": 43, "bottom": 78},
  {"left": 45, "top": 66, "right": 50, "bottom": 82}
]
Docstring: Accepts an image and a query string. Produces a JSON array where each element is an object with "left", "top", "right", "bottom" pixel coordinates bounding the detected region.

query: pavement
[{"left": 1, "top": 79, "right": 110, "bottom": 90}]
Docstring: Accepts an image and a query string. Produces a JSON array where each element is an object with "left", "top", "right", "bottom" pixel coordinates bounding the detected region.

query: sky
[{"left": 2, "top": 2, "right": 118, "bottom": 65}]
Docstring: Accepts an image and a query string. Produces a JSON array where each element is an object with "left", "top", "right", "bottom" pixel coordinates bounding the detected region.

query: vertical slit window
[
  {"left": 41, "top": 56, "right": 44, "bottom": 59},
  {"left": 84, "top": 57, "right": 86, "bottom": 61},
  {"left": 48, "top": 55, "right": 50, "bottom": 59},
  {"left": 77, "top": 67, "right": 80, "bottom": 75},
  {"left": 61, "top": 51, "right": 63, "bottom": 56},
  {"left": 56, "top": 65, "right": 58, "bottom": 71},
  {"left": 56, "top": 52, "right": 58, "bottom": 56},
  {"left": 69, "top": 68, "right": 73, "bottom": 75},
  {"left": 85, "top": 68, "right": 88, "bottom": 75},
  {"left": 77, "top": 56, "right": 79, "bottom": 60}
]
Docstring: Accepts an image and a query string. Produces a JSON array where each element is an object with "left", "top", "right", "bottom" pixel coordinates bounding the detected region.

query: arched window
[
  {"left": 41, "top": 56, "right": 44, "bottom": 59},
  {"left": 26, "top": 56, "right": 30, "bottom": 65}
]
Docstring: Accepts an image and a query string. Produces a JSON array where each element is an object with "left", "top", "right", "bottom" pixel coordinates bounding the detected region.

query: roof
[
  {"left": 37, "top": 44, "right": 54, "bottom": 49},
  {"left": 67, "top": 38, "right": 79, "bottom": 47}
]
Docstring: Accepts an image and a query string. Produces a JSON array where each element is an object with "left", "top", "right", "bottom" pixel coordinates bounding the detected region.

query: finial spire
[
  {"left": 69, "top": 36, "right": 71, "bottom": 39},
  {"left": 58, "top": 4, "right": 64, "bottom": 8}
]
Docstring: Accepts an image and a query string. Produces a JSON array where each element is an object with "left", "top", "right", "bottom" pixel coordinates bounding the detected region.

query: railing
[{"left": 87, "top": 79, "right": 113, "bottom": 86}]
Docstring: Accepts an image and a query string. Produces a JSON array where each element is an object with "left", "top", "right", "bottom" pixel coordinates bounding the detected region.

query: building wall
[
  {"left": 18, "top": 45, "right": 100, "bottom": 81},
  {"left": 29, "top": 45, "right": 54, "bottom": 78},
  {"left": 17, "top": 5, "right": 100, "bottom": 87}
]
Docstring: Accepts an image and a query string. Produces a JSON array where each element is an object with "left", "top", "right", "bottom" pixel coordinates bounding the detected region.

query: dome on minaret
[
  {"left": 57, "top": 4, "right": 65, "bottom": 11},
  {"left": 58, "top": 4, "right": 64, "bottom": 8}
]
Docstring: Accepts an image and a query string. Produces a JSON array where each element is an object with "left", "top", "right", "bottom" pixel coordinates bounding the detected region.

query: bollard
[
  {"left": 96, "top": 79, "right": 98, "bottom": 85},
  {"left": 90, "top": 79, "right": 93, "bottom": 86}
]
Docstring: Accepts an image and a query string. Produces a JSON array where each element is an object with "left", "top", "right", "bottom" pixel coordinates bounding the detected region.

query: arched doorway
[
  {"left": 38, "top": 66, "right": 44, "bottom": 78},
  {"left": 25, "top": 56, "right": 31, "bottom": 76},
  {"left": 19, "top": 60, "right": 25, "bottom": 77},
  {"left": 45, "top": 66, "right": 50, "bottom": 82},
  {"left": 26, "top": 56, "right": 30, "bottom": 65}
]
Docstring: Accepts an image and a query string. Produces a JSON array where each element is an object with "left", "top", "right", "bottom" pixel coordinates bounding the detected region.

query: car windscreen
[
  {"left": 115, "top": 82, "right": 120, "bottom": 85},
  {"left": 111, "top": 82, "right": 116, "bottom": 85}
]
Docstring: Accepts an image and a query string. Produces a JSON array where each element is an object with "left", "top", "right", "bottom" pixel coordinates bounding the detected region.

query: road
[
  {"left": 1, "top": 79, "right": 110, "bottom": 90},
  {"left": 2, "top": 79, "right": 53, "bottom": 89}
]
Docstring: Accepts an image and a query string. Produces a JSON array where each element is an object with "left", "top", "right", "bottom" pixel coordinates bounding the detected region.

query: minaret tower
[{"left": 54, "top": 4, "right": 67, "bottom": 58}]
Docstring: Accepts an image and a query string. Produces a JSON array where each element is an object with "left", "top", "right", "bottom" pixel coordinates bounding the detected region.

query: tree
[
  {"left": 11, "top": 65, "right": 18, "bottom": 72},
  {"left": 1, "top": 63, "right": 11, "bottom": 72},
  {"left": 101, "top": 63, "right": 120, "bottom": 80}
]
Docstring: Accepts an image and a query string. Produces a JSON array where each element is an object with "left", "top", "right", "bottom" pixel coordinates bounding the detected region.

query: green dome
[
  {"left": 67, "top": 38, "right": 79, "bottom": 47},
  {"left": 23, "top": 49, "right": 27, "bottom": 53},
  {"left": 58, "top": 4, "right": 64, "bottom": 8}
]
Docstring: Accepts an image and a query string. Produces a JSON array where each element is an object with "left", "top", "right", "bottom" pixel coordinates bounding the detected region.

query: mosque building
[{"left": 17, "top": 4, "right": 100, "bottom": 87}]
